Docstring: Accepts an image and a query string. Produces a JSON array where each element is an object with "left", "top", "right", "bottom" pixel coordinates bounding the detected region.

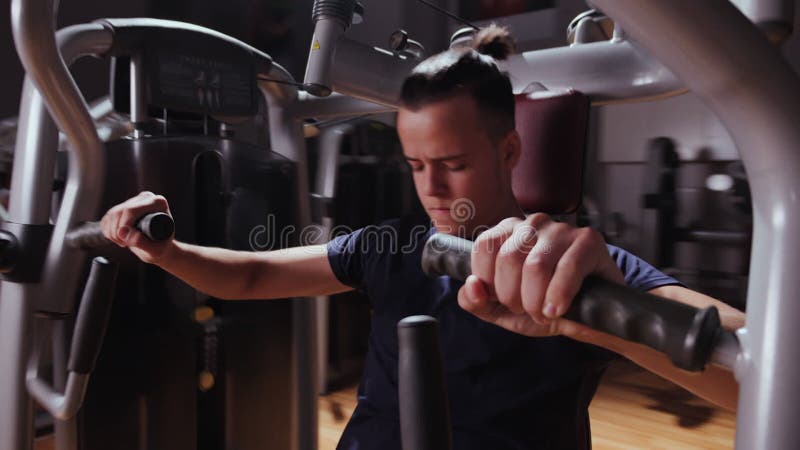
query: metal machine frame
[
  {"left": 2, "top": 0, "right": 799, "bottom": 449},
  {"left": 1, "top": 1, "right": 390, "bottom": 449}
]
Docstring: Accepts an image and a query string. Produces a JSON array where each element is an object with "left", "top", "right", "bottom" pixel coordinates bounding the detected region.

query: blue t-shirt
[{"left": 327, "top": 215, "right": 680, "bottom": 450}]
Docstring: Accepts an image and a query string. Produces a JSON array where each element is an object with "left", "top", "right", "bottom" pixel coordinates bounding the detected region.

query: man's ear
[{"left": 502, "top": 130, "right": 522, "bottom": 170}]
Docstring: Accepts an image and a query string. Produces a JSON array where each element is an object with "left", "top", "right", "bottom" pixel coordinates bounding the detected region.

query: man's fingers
[
  {"left": 119, "top": 194, "right": 170, "bottom": 240},
  {"left": 544, "top": 228, "right": 609, "bottom": 319},
  {"left": 100, "top": 191, "right": 171, "bottom": 248},
  {"left": 126, "top": 231, "right": 166, "bottom": 257},
  {"left": 459, "top": 275, "right": 560, "bottom": 338},
  {"left": 471, "top": 217, "right": 519, "bottom": 297},
  {"left": 458, "top": 275, "right": 498, "bottom": 321},
  {"left": 519, "top": 235, "right": 569, "bottom": 324},
  {"left": 100, "top": 206, "right": 121, "bottom": 246},
  {"left": 493, "top": 223, "right": 537, "bottom": 314},
  {"left": 459, "top": 275, "right": 525, "bottom": 330}
]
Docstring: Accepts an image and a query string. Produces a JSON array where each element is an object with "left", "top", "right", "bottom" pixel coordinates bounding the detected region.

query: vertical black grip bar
[
  {"left": 421, "top": 233, "right": 722, "bottom": 372},
  {"left": 67, "top": 257, "right": 119, "bottom": 374},
  {"left": 398, "top": 316, "right": 452, "bottom": 450},
  {"left": 65, "top": 212, "right": 175, "bottom": 249}
]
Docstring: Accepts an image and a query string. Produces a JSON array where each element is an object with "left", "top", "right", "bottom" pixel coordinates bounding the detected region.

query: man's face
[{"left": 397, "top": 94, "right": 519, "bottom": 237}]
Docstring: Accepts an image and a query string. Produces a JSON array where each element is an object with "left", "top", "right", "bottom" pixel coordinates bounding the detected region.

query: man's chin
[{"left": 430, "top": 218, "right": 458, "bottom": 235}]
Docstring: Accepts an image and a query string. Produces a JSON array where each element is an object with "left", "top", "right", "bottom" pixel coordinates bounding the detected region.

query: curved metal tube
[
  {"left": 9, "top": 24, "right": 112, "bottom": 225},
  {"left": 592, "top": 1, "right": 800, "bottom": 449},
  {"left": 329, "top": 38, "right": 419, "bottom": 107},
  {"left": 731, "top": 0, "right": 795, "bottom": 42},
  {"left": 26, "top": 365, "right": 89, "bottom": 421},
  {"left": 10, "top": 10, "right": 113, "bottom": 314},
  {"left": 502, "top": 39, "right": 685, "bottom": 104},
  {"left": 295, "top": 92, "right": 396, "bottom": 119}
]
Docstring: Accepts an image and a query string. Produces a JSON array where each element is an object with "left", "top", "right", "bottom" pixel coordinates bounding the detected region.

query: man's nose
[{"left": 420, "top": 165, "right": 448, "bottom": 197}]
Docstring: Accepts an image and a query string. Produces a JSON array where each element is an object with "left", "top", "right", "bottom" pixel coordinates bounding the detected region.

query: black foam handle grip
[
  {"left": 398, "top": 316, "right": 453, "bottom": 450},
  {"left": 68, "top": 257, "right": 119, "bottom": 374},
  {"left": 66, "top": 212, "right": 175, "bottom": 249},
  {"left": 421, "top": 233, "right": 721, "bottom": 372}
]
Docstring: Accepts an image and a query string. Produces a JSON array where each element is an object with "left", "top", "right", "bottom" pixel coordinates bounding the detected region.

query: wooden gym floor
[
  {"left": 319, "top": 360, "right": 736, "bottom": 450},
  {"left": 35, "top": 360, "right": 735, "bottom": 449}
]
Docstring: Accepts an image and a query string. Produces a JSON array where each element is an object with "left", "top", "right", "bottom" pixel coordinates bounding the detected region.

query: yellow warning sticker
[{"left": 312, "top": 40, "right": 321, "bottom": 51}]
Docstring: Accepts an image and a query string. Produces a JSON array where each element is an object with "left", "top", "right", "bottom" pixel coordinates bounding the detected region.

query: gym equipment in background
[
  {"left": 310, "top": 119, "right": 423, "bottom": 393},
  {"left": 641, "top": 137, "right": 751, "bottom": 309}
]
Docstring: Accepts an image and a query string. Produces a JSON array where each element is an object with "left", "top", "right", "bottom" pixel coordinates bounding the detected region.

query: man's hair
[{"left": 399, "top": 25, "right": 516, "bottom": 141}]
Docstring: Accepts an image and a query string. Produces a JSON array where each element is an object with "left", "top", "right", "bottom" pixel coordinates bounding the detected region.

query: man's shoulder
[
  {"left": 370, "top": 214, "right": 431, "bottom": 233},
  {"left": 358, "top": 214, "right": 432, "bottom": 248},
  {"left": 328, "top": 214, "right": 431, "bottom": 258}
]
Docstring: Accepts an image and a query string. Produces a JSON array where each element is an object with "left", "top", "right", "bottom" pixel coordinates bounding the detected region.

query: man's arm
[
  {"left": 154, "top": 241, "right": 353, "bottom": 300},
  {"left": 649, "top": 285, "right": 745, "bottom": 331},
  {"left": 100, "top": 191, "right": 353, "bottom": 300},
  {"left": 458, "top": 213, "right": 745, "bottom": 411},
  {"left": 569, "top": 284, "right": 742, "bottom": 411}
]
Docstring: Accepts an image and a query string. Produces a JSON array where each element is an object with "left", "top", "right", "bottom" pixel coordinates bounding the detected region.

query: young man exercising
[{"left": 101, "top": 26, "right": 744, "bottom": 449}]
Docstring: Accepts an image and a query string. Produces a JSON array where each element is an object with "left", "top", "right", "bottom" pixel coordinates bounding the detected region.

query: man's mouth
[{"left": 428, "top": 208, "right": 452, "bottom": 219}]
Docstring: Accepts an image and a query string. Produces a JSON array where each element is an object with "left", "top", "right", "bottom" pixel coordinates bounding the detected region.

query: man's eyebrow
[{"left": 404, "top": 153, "right": 468, "bottom": 162}]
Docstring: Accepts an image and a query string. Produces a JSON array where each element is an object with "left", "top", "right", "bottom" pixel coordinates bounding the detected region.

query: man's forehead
[
  {"left": 398, "top": 94, "right": 479, "bottom": 116},
  {"left": 404, "top": 152, "right": 468, "bottom": 161}
]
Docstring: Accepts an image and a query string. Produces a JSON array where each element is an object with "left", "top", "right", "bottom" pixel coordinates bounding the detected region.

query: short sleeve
[
  {"left": 327, "top": 228, "right": 368, "bottom": 289},
  {"left": 326, "top": 222, "right": 405, "bottom": 291},
  {"left": 607, "top": 244, "right": 684, "bottom": 292}
]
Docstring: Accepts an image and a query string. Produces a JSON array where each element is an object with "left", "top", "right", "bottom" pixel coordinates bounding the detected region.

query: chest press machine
[{"left": 1, "top": 0, "right": 798, "bottom": 449}]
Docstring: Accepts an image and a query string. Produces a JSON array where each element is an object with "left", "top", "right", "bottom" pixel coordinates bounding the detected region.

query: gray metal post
[
  {"left": 304, "top": 0, "right": 356, "bottom": 96},
  {"left": 130, "top": 53, "right": 147, "bottom": 139},
  {"left": 258, "top": 63, "right": 318, "bottom": 450},
  {"left": 303, "top": 1, "right": 421, "bottom": 106},
  {"left": 8, "top": 82, "right": 59, "bottom": 222},
  {"left": 592, "top": 1, "right": 800, "bottom": 448},
  {"left": 51, "top": 321, "right": 78, "bottom": 450},
  {"left": 313, "top": 123, "right": 354, "bottom": 394},
  {"left": 0, "top": 283, "right": 35, "bottom": 450}
]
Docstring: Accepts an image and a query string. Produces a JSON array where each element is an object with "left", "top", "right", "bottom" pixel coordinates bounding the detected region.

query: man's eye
[
  {"left": 446, "top": 164, "right": 466, "bottom": 172},
  {"left": 407, "top": 162, "right": 424, "bottom": 171}
]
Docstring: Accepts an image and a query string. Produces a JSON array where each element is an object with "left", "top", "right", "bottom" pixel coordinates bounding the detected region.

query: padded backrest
[{"left": 512, "top": 90, "right": 590, "bottom": 214}]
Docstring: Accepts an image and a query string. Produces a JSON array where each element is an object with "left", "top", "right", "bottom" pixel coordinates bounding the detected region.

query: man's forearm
[
  {"left": 154, "top": 241, "right": 261, "bottom": 300},
  {"left": 648, "top": 285, "right": 745, "bottom": 331},
  {"left": 567, "top": 286, "right": 744, "bottom": 411},
  {"left": 152, "top": 241, "right": 351, "bottom": 300},
  {"left": 584, "top": 330, "right": 739, "bottom": 411}
]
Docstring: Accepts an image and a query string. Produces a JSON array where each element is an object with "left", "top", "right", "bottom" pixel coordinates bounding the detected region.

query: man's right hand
[{"left": 100, "top": 191, "right": 175, "bottom": 264}]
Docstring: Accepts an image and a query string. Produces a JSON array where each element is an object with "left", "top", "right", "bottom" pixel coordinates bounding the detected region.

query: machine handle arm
[
  {"left": 65, "top": 212, "right": 174, "bottom": 249},
  {"left": 421, "top": 233, "right": 732, "bottom": 372},
  {"left": 26, "top": 257, "right": 119, "bottom": 420}
]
